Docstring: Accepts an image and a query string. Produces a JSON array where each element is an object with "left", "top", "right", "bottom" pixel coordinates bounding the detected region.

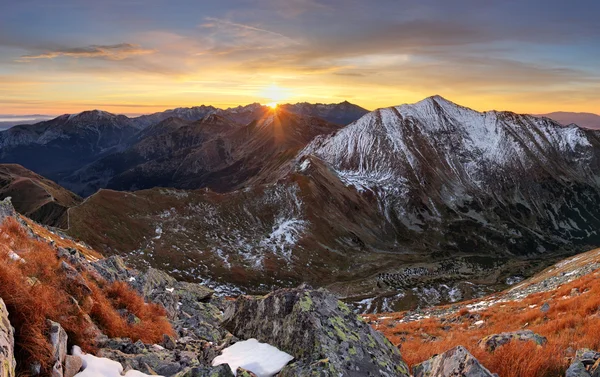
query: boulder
[
  {"left": 64, "top": 355, "right": 83, "bottom": 377},
  {"left": 60, "top": 261, "right": 92, "bottom": 296},
  {"left": 566, "top": 361, "right": 591, "bottom": 377},
  {"left": 0, "top": 298, "right": 16, "bottom": 377},
  {"left": 478, "top": 330, "right": 547, "bottom": 352},
  {"left": 96, "top": 335, "right": 226, "bottom": 376},
  {"left": 222, "top": 287, "right": 410, "bottom": 377},
  {"left": 412, "top": 346, "right": 495, "bottom": 377},
  {"left": 128, "top": 268, "right": 227, "bottom": 344},
  {"left": 0, "top": 198, "right": 16, "bottom": 222},
  {"left": 576, "top": 349, "right": 600, "bottom": 367},
  {"left": 47, "top": 320, "right": 68, "bottom": 377}
]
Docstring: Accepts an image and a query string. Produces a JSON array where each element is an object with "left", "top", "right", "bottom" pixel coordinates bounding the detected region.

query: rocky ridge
[{"left": 0, "top": 200, "right": 411, "bottom": 376}]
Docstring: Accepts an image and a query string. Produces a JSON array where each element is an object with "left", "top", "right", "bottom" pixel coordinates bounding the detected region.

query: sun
[{"left": 267, "top": 102, "right": 278, "bottom": 109}]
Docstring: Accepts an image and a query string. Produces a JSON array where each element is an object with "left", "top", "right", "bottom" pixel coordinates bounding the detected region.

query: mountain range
[
  {"left": 0, "top": 101, "right": 368, "bottom": 191},
  {"left": 541, "top": 111, "right": 600, "bottom": 130},
  {"left": 1, "top": 96, "right": 599, "bottom": 312}
]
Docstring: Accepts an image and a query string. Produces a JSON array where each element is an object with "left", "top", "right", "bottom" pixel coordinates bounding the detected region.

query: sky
[{"left": 0, "top": 0, "right": 599, "bottom": 116}]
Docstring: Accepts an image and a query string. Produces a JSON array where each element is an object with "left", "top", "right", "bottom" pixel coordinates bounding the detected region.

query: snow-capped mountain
[
  {"left": 0, "top": 110, "right": 139, "bottom": 180},
  {"left": 301, "top": 95, "right": 600, "bottom": 253},
  {"left": 62, "top": 97, "right": 600, "bottom": 312}
]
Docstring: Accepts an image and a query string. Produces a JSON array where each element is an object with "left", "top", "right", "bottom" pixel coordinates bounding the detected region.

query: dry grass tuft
[
  {"left": 0, "top": 217, "right": 173, "bottom": 375},
  {"left": 371, "top": 268, "right": 600, "bottom": 377}
]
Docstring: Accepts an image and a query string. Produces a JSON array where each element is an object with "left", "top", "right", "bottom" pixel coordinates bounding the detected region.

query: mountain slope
[
  {"left": 0, "top": 164, "right": 81, "bottom": 228},
  {"left": 64, "top": 110, "right": 343, "bottom": 195},
  {"left": 541, "top": 111, "right": 600, "bottom": 130},
  {"left": 301, "top": 95, "right": 600, "bottom": 254},
  {"left": 368, "top": 246, "right": 600, "bottom": 377},
  {"left": 0, "top": 110, "right": 139, "bottom": 181}
]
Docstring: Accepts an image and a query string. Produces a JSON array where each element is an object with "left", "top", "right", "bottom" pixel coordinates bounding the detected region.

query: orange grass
[
  {"left": 370, "top": 270, "right": 600, "bottom": 377},
  {"left": 0, "top": 217, "right": 173, "bottom": 375}
]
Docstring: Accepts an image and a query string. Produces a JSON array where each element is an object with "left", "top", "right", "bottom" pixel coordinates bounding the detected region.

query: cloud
[
  {"left": 202, "top": 17, "right": 298, "bottom": 43},
  {"left": 18, "top": 43, "right": 155, "bottom": 61}
]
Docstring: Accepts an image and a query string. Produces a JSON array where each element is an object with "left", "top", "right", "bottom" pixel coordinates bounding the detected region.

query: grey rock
[
  {"left": 222, "top": 287, "right": 410, "bottom": 377},
  {"left": 413, "top": 346, "right": 495, "bottom": 377},
  {"left": 173, "top": 364, "right": 235, "bottom": 377},
  {"left": 541, "top": 302, "right": 551, "bottom": 313},
  {"left": 478, "top": 330, "right": 547, "bottom": 352},
  {"left": 566, "top": 361, "right": 592, "bottom": 377},
  {"left": 0, "top": 298, "right": 16, "bottom": 377},
  {"left": 60, "top": 261, "right": 92, "bottom": 296},
  {"left": 92, "top": 256, "right": 131, "bottom": 282},
  {"left": 47, "top": 320, "right": 68, "bottom": 377},
  {"left": 576, "top": 349, "right": 600, "bottom": 367},
  {"left": 0, "top": 198, "right": 16, "bottom": 222}
]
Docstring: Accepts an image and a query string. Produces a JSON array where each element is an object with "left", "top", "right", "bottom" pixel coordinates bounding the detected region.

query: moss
[
  {"left": 348, "top": 346, "right": 357, "bottom": 356},
  {"left": 366, "top": 334, "right": 377, "bottom": 348},
  {"left": 337, "top": 301, "right": 351, "bottom": 315},
  {"left": 299, "top": 292, "right": 314, "bottom": 312}
]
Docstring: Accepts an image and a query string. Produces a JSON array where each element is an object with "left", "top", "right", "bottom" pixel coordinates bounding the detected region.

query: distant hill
[
  {"left": 541, "top": 111, "right": 600, "bottom": 129},
  {"left": 0, "top": 164, "right": 81, "bottom": 228}
]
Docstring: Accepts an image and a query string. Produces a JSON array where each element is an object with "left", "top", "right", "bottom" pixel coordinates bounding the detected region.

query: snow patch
[
  {"left": 212, "top": 339, "right": 294, "bottom": 377},
  {"left": 73, "top": 346, "right": 162, "bottom": 377}
]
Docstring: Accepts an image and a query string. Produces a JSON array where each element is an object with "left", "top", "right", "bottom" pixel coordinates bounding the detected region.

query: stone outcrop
[
  {"left": 478, "top": 330, "right": 547, "bottom": 352},
  {"left": 47, "top": 320, "right": 68, "bottom": 377},
  {"left": 412, "top": 346, "right": 495, "bottom": 377},
  {"left": 0, "top": 298, "right": 16, "bottom": 377},
  {"left": 222, "top": 287, "right": 410, "bottom": 377},
  {"left": 566, "top": 349, "right": 600, "bottom": 377},
  {"left": 0, "top": 198, "right": 16, "bottom": 222}
]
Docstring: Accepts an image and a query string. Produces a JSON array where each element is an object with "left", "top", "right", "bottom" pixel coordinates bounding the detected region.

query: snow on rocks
[
  {"left": 72, "top": 346, "right": 163, "bottom": 377},
  {"left": 212, "top": 339, "right": 293, "bottom": 377}
]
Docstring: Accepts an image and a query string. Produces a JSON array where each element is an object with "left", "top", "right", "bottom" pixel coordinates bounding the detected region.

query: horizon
[
  {"left": 1, "top": 1, "right": 599, "bottom": 116},
  {"left": 1, "top": 96, "right": 599, "bottom": 119}
]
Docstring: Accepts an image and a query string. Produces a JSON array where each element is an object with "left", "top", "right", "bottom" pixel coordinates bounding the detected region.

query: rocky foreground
[{"left": 1, "top": 196, "right": 600, "bottom": 377}]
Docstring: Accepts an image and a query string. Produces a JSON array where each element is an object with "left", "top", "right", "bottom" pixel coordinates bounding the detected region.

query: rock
[
  {"left": 236, "top": 367, "right": 258, "bottom": 377},
  {"left": 478, "top": 330, "right": 547, "bottom": 352},
  {"left": 413, "top": 346, "right": 495, "bottom": 377},
  {"left": 63, "top": 355, "right": 83, "bottom": 377},
  {"left": 92, "top": 256, "right": 131, "bottom": 282},
  {"left": 128, "top": 269, "right": 226, "bottom": 344},
  {"left": 0, "top": 298, "right": 16, "bottom": 377},
  {"left": 0, "top": 198, "right": 16, "bottom": 222},
  {"left": 174, "top": 364, "right": 235, "bottom": 377},
  {"left": 576, "top": 349, "right": 600, "bottom": 367},
  {"left": 541, "top": 302, "right": 551, "bottom": 313},
  {"left": 47, "top": 320, "right": 68, "bottom": 377},
  {"left": 59, "top": 261, "right": 93, "bottom": 296},
  {"left": 566, "top": 361, "right": 592, "bottom": 377},
  {"left": 163, "top": 334, "right": 177, "bottom": 350},
  {"left": 222, "top": 287, "right": 410, "bottom": 377}
]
